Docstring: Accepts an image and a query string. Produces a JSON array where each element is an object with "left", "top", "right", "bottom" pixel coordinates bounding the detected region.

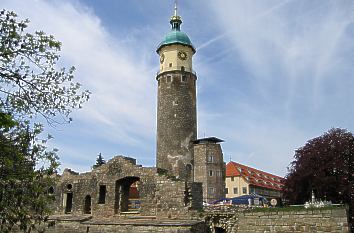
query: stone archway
[{"left": 114, "top": 176, "right": 140, "bottom": 214}]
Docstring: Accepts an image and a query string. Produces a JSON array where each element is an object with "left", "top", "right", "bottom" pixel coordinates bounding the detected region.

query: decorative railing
[{"left": 156, "top": 67, "right": 197, "bottom": 76}]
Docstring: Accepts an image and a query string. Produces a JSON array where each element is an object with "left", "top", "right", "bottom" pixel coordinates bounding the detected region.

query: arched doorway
[
  {"left": 114, "top": 177, "right": 140, "bottom": 214},
  {"left": 84, "top": 195, "right": 91, "bottom": 214},
  {"left": 64, "top": 193, "right": 73, "bottom": 214}
]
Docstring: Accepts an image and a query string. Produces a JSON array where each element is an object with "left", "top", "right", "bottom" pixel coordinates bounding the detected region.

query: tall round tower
[{"left": 156, "top": 3, "right": 197, "bottom": 181}]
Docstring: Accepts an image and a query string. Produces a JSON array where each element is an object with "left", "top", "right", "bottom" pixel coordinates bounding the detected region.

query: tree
[
  {"left": 92, "top": 153, "right": 105, "bottom": 169},
  {"left": 0, "top": 10, "right": 90, "bottom": 232},
  {"left": 0, "top": 10, "right": 90, "bottom": 124},
  {"left": 0, "top": 121, "right": 58, "bottom": 233},
  {"left": 283, "top": 128, "right": 354, "bottom": 231}
]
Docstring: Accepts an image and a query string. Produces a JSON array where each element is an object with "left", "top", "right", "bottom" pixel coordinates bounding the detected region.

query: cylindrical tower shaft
[{"left": 156, "top": 5, "right": 197, "bottom": 180}]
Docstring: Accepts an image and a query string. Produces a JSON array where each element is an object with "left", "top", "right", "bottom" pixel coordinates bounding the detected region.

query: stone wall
[
  {"left": 205, "top": 206, "right": 350, "bottom": 233},
  {"left": 45, "top": 217, "right": 208, "bottom": 233},
  {"left": 53, "top": 156, "right": 203, "bottom": 219}
]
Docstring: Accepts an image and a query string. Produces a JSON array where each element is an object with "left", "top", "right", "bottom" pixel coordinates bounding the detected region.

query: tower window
[
  {"left": 181, "top": 75, "right": 187, "bottom": 82},
  {"left": 166, "top": 75, "right": 172, "bottom": 82},
  {"left": 208, "top": 170, "right": 213, "bottom": 177},
  {"left": 181, "top": 66, "right": 185, "bottom": 71},
  {"left": 98, "top": 185, "right": 107, "bottom": 204},
  {"left": 225, "top": 188, "right": 228, "bottom": 194},
  {"left": 208, "top": 187, "right": 215, "bottom": 194},
  {"left": 169, "top": 63, "right": 172, "bottom": 67},
  {"left": 207, "top": 155, "right": 214, "bottom": 163}
]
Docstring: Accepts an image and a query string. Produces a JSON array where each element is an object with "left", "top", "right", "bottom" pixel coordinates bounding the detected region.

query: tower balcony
[{"left": 156, "top": 67, "right": 197, "bottom": 77}]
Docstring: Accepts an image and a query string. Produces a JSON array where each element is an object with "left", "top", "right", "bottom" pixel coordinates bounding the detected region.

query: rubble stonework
[
  {"left": 52, "top": 156, "right": 203, "bottom": 219},
  {"left": 204, "top": 206, "right": 350, "bottom": 233},
  {"left": 156, "top": 69, "right": 197, "bottom": 181},
  {"left": 193, "top": 137, "right": 225, "bottom": 203}
]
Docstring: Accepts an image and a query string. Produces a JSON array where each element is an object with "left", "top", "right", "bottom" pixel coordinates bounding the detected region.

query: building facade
[
  {"left": 193, "top": 137, "right": 225, "bottom": 203},
  {"left": 225, "top": 161, "right": 284, "bottom": 200}
]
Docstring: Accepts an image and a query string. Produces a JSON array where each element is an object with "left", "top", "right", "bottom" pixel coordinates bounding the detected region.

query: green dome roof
[
  {"left": 157, "top": 29, "right": 195, "bottom": 52},
  {"left": 156, "top": 11, "right": 195, "bottom": 53}
]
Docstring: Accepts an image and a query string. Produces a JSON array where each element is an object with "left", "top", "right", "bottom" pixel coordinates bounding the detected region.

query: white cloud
[
  {"left": 198, "top": 0, "right": 354, "bottom": 175},
  {"left": 3, "top": 0, "right": 157, "bottom": 146}
]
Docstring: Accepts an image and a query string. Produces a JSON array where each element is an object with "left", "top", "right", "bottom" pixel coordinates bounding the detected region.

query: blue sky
[{"left": 3, "top": 0, "right": 354, "bottom": 176}]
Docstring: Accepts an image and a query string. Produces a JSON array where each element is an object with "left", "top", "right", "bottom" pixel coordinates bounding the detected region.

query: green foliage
[
  {"left": 0, "top": 120, "right": 59, "bottom": 233},
  {"left": 0, "top": 10, "right": 90, "bottom": 124},
  {"left": 92, "top": 153, "right": 105, "bottom": 169},
  {"left": 0, "top": 9, "right": 90, "bottom": 232},
  {"left": 283, "top": 128, "right": 354, "bottom": 231}
]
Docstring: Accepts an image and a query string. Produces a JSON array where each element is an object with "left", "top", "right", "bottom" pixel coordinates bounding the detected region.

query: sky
[{"left": 3, "top": 0, "right": 354, "bottom": 176}]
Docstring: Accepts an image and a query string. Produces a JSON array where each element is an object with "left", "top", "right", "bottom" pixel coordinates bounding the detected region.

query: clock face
[
  {"left": 160, "top": 54, "right": 165, "bottom": 63},
  {"left": 178, "top": 51, "right": 187, "bottom": 60}
]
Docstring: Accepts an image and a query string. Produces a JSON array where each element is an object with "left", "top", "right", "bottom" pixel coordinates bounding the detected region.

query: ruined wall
[
  {"left": 156, "top": 71, "right": 197, "bottom": 180},
  {"left": 53, "top": 156, "right": 157, "bottom": 217},
  {"left": 205, "top": 207, "right": 349, "bottom": 233},
  {"left": 52, "top": 156, "right": 203, "bottom": 219},
  {"left": 155, "top": 176, "right": 203, "bottom": 218}
]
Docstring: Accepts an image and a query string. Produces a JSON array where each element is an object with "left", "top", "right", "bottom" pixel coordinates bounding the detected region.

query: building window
[
  {"left": 166, "top": 75, "right": 172, "bottom": 82},
  {"left": 233, "top": 187, "right": 238, "bottom": 194},
  {"left": 207, "top": 155, "right": 214, "bottom": 163},
  {"left": 250, "top": 187, "right": 255, "bottom": 194},
  {"left": 169, "top": 63, "right": 172, "bottom": 67},
  {"left": 231, "top": 177, "right": 234, "bottom": 182},
  {"left": 181, "top": 75, "right": 187, "bottom": 82},
  {"left": 208, "top": 187, "right": 215, "bottom": 194},
  {"left": 216, "top": 171, "right": 222, "bottom": 177},
  {"left": 242, "top": 187, "right": 247, "bottom": 194},
  {"left": 181, "top": 66, "right": 185, "bottom": 71},
  {"left": 98, "top": 185, "right": 107, "bottom": 204},
  {"left": 208, "top": 170, "right": 213, "bottom": 177},
  {"left": 225, "top": 188, "right": 228, "bottom": 194}
]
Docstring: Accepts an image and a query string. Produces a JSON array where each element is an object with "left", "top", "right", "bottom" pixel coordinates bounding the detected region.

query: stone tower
[
  {"left": 156, "top": 4, "right": 197, "bottom": 180},
  {"left": 193, "top": 137, "right": 225, "bottom": 203}
]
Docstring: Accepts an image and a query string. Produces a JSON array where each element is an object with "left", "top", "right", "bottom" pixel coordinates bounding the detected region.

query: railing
[{"left": 156, "top": 66, "right": 197, "bottom": 76}]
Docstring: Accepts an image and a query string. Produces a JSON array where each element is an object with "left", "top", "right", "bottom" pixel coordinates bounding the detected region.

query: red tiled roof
[{"left": 226, "top": 161, "right": 285, "bottom": 191}]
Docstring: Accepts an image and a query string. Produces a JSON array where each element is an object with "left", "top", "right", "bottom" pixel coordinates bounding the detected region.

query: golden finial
[{"left": 170, "top": 0, "right": 182, "bottom": 26}]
